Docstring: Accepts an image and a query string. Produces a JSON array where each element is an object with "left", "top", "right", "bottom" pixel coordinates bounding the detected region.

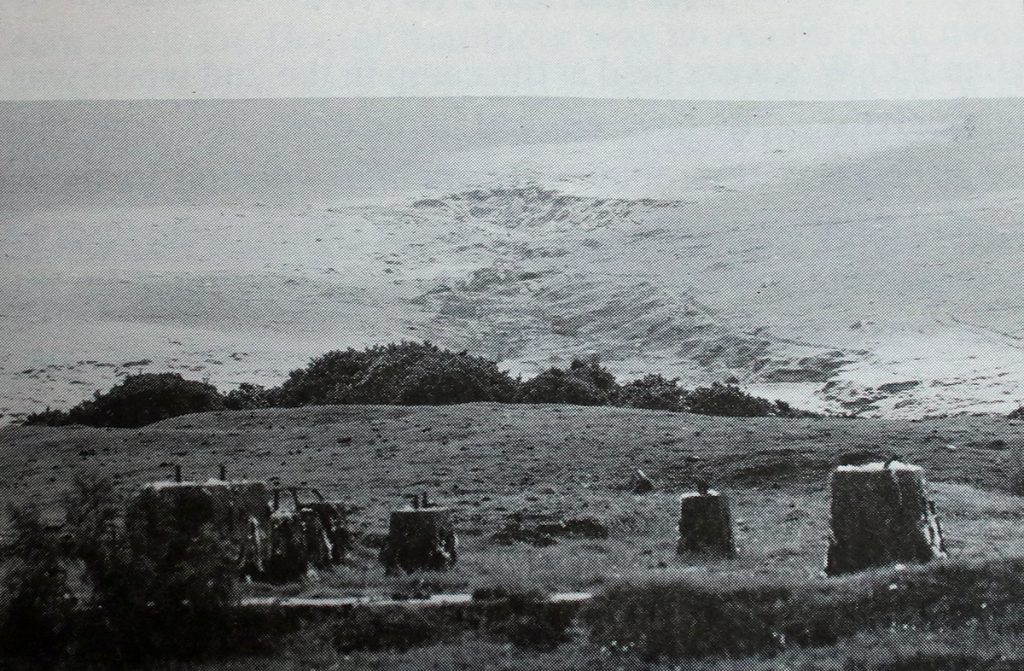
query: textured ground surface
[{"left": 3, "top": 404, "right": 1023, "bottom": 595}]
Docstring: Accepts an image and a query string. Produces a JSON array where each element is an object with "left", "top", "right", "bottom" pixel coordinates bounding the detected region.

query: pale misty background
[
  {"left": 2, "top": 0, "right": 1024, "bottom": 423},
  {"left": 2, "top": 0, "right": 1023, "bottom": 100}
]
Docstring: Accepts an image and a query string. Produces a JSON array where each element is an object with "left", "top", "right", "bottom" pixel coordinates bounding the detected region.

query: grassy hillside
[
  {"left": 3, "top": 403, "right": 1024, "bottom": 668},
  {"left": 3, "top": 404, "right": 1023, "bottom": 586}
]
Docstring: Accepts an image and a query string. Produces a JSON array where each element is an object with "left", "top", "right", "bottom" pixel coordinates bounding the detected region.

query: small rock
[{"left": 632, "top": 469, "right": 655, "bottom": 494}]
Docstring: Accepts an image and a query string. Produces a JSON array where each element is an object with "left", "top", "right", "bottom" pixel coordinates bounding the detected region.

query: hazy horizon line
[{"left": 3, "top": 94, "right": 1023, "bottom": 105}]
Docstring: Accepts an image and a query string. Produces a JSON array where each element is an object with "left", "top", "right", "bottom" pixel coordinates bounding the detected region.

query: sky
[{"left": 1, "top": 0, "right": 1023, "bottom": 100}]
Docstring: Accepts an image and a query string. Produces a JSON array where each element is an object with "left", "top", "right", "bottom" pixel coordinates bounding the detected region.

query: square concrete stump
[
  {"left": 677, "top": 490, "right": 736, "bottom": 557},
  {"left": 380, "top": 507, "right": 458, "bottom": 573},
  {"left": 826, "top": 461, "right": 946, "bottom": 575}
]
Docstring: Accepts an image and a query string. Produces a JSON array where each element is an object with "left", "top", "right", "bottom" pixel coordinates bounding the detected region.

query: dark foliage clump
[
  {"left": 21, "top": 342, "right": 819, "bottom": 424},
  {"left": 617, "top": 374, "right": 687, "bottom": 411},
  {"left": 323, "top": 608, "right": 458, "bottom": 653},
  {"left": 1008, "top": 406, "right": 1024, "bottom": 419},
  {"left": 474, "top": 591, "right": 575, "bottom": 650},
  {"left": 272, "top": 348, "right": 376, "bottom": 406},
  {"left": 685, "top": 382, "right": 783, "bottom": 417},
  {"left": 772, "top": 399, "right": 822, "bottom": 418},
  {"left": 0, "top": 505, "right": 75, "bottom": 662},
  {"left": 223, "top": 382, "right": 274, "bottom": 410},
  {"left": 273, "top": 342, "right": 518, "bottom": 407},
  {"left": 519, "top": 359, "right": 621, "bottom": 405},
  {"left": 20, "top": 406, "right": 70, "bottom": 427},
  {"left": 78, "top": 526, "right": 239, "bottom": 664},
  {"left": 25, "top": 373, "right": 225, "bottom": 428},
  {"left": 283, "top": 589, "right": 575, "bottom": 658},
  {"left": 0, "top": 476, "right": 243, "bottom": 667},
  {"left": 583, "top": 582, "right": 791, "bottom": 660}
]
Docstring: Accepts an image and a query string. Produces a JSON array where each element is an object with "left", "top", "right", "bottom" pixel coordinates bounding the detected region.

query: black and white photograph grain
[{"left": 2, "top": 2, "right": 1024, "bottom": 669}]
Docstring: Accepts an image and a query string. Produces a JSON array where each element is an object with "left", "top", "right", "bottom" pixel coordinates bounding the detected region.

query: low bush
[
  {"left": 617, "top": 374, "right": 687, "bottom": 411},
  {"left": 518, "top": 359, "right": 620, "bottom": 405},
  {"left": 25, "top": 373, "right": 225, "bottom": 428},
  {"left": 20, "top": 406, "right": 69, "bottom": 427},
  {"left": 1, "top": 476, "right": 244, "bottom": 666},
  {"left": 362, "top": 346, "right": 520, "bottom": 403},
  {"left": 273, "top": 347, "right": 378, "bottom": 406},
  {"left": 269, "top": 589, "right": 574, "bottom": 659},
  {"left": 685, "top": 382, "right": 781, "bottom": 417},
  {"left": 22, "top": 342, "right": 816, "bottom": 424},
  {"left": 0, "top": 505, "right": 74, "bottom": 661},
  {"left": 475, "top": 591, "right": 575, "bottom": 650},
  {"left": 78, "top": 526, "right": 240, "bottom": 664},
  {"left": 274, "top": 342, "right": 517, "bottom": 407},
  {"left": 325, "top": 608, "right": 458, "bottom": 653},
  {"left": 223, "top": 382, "right": 274, "bottom": 410}
]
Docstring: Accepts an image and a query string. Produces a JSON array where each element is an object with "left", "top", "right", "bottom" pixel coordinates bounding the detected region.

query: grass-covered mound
[{"left": 24, "top": 342, "right": 812, "bottom": 427}]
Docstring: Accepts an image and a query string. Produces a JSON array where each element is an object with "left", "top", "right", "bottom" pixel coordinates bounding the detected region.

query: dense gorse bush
[{"left": 25, "top": 342, "right": 810, "bottom": 427}]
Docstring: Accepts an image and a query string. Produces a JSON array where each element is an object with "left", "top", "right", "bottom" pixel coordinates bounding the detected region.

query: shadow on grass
[{"left": 581, "top": 556, "right": 1024, "bottom": 662}]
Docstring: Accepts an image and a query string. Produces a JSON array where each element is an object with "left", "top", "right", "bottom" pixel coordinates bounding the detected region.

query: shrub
[
  {"left": 326, "top": 608, "right": 457, "bottom": 653},
  {"left": 518, "top": 368, "right": 603, "bottom": 405},
  {"left": 0, "top": 505, "right": 74, "bottom": 661},
  {"left": 1, "top": 476, "right": 242, "bottom": 666},
  {"left": 617, "top": 374, "right": 687, "bottom": 411},
  {"left": 773, "top": 399, "right": 822, "bottom": 418},
  {"left": 583, "top": 582, "right": 790, "bottom": 660},
  {"left": 290, "top": 590, "right": 574, "bottom": 655},
  {"left": 78, "top": 525, "right": 239, "bottom": 664},
  {"left": 26, "top": 373, "right": 225, "bottom": 428},
  {"left": 20, "top": 342, "right": 820, "bottom": 422},
  {"left": 684, "top": 382, "right": 779, "bottom": 417},
  {"left": 519, "top": 359, "right": 620, "bottom": 405},
  {"left": 60, "top": 473, "right": 120, "bottom": 567},
  {"left": 394, "top": 352, "right": 518, "bottom": 405},
  {"left": 477, "top": 591, "right": 575, "bottom": 650},
  {"left": 21, "top": 406, "right": 71, "bottom": 427},
  {"left": 223, "top": 382, "right": 274, "bottom": 410},
  {"left": 274, "top": 348, "right": 375, "bottom": 406},
  {"left": 273, "top": 342, "right": 517, "bottom": 407}
]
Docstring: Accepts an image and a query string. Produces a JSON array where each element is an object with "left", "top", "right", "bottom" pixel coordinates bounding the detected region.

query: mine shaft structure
[{"left": 126, "top": 466, "right": 352, "bottom": 584}]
